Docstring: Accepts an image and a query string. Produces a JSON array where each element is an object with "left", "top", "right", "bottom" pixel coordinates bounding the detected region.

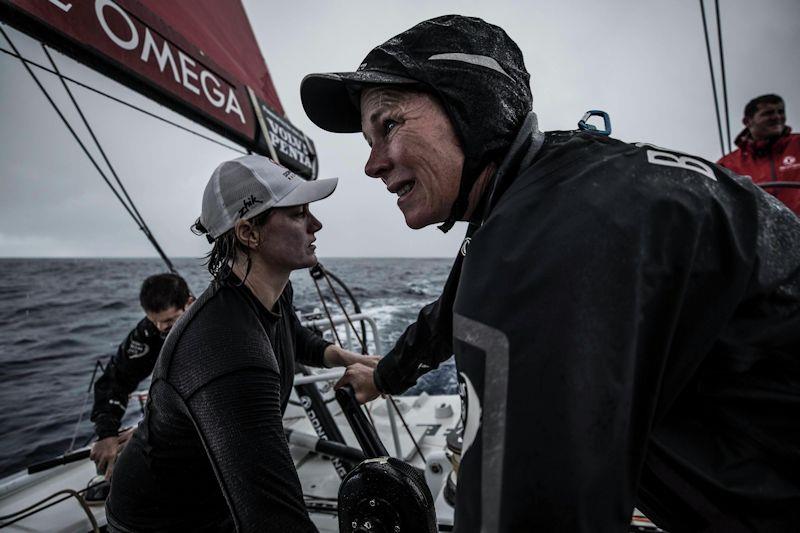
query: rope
[
  {"left": 387, "top": 396, "right": 427, "bottom": 464},
  {"left": 714, "top": 0, "right": 732, "bottom": 154},
  {"left": 0, "top": 485, "right": 101, "bottom": 531},
  {"left": 698, "top": 0, "right": 726, "bottom": 157},
  {"left": 0, "top": 46, "right": 247, "bottom": 155}
]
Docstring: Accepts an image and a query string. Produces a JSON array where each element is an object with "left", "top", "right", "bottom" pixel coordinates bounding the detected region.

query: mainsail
[{"left": 0, "top": 0, "right": 317, "bottom": 178}]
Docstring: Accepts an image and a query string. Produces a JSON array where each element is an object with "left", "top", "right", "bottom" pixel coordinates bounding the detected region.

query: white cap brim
[{"left": 276, "top": 177, "right": 338, "bottom": 207}]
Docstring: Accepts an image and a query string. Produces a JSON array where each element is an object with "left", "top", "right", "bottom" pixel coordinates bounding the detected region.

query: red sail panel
[
  {"left": 0, "top": 0, "right": 291, "bottom": 160},
  {"left": 139, "top": 0, "right": 284, "bottom": 116}
]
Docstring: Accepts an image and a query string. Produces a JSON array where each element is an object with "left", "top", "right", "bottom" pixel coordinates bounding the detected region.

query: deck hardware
[{"left": 577, "top": 109, "right": 612, "bottom": 136}]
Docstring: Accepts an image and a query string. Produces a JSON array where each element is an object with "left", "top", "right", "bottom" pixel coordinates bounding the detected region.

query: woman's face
[
  {"left": 255, "top": 204, "right": 322, "bottom": 271},
  {"left": 360, "top": 88, "right": 464, "bottom": 229}
]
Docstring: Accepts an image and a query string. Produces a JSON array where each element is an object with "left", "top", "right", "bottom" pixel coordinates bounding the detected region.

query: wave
[
  {"left": 12, "top": 300, "right": 93, "bottom": 317},
  {"left": 68, "top": 322, "right": 109, "bottom": 334},
  {"left": 403, "top": 282, "right": 437, "bottom": 296},
  {"left": 100, "top": 300, "right": 127, "bottom": 310},
  {"left": 11, "top": 337, "right": 38, "bottom": 347}
]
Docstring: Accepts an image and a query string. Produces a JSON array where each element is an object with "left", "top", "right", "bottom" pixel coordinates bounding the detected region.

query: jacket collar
[
  {"left": 734, "top": 126, "right": 792, "bottom": 155},
  {"left": 478, "top": 111, "right": 545, "bottom": 223}
]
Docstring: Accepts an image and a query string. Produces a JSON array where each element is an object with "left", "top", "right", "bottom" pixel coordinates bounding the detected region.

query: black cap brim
[{"left": 301, "top": 71, "right": 418, "bottom": 133}]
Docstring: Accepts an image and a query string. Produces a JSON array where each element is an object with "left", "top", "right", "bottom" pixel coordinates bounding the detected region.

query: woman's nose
[
  {"left": 364, "top": 144, "right": 391, "bottom": 180},
  {"left": 308, "top": 211, "right": 322, "bottom": 232}
]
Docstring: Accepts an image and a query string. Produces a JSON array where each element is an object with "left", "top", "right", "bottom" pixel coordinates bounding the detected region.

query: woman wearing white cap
[{"left": 106, "top": 156, "right": 375, "bottom": 532}]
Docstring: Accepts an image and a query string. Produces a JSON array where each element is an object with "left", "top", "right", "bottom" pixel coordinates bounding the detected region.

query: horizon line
[{"left": 0, "top": 255, "right": 455, "bottom": 260}]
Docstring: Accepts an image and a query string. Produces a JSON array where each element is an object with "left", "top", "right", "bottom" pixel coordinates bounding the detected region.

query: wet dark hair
[
  {"left": 744, "top": 94, "right": 783, "bottom": 118},
  {"left": 191, "top": 209, "right": 273, "bottom": 283},
  {"left": 139, "top": 273, "right": 191, "bottom": 313}
]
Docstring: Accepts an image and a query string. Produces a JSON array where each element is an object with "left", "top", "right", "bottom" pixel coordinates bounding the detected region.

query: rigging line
[
  {"left": 0, "top": 28, "right": 145, "bottom": 230},
  {"left": 387, "top": 395, "right": 427, "bottom": 463},
  {"left": 714, "top": 0, "right": 732, "bottom": 154},
  {"left": 0, "top": 47, "right": 248, "bottom": 155},
  {"left": 310, "top": 275, "right": 344, "bottom": 346},
  {"left": 41, "top": 44, "right": 146, "bottom": 229},
  {"left": 362, "top": 402, "right": 377, "bottom": 429},
  {"left": 2, "top": 31, "right": 177, "bottom": 274},
  {"left": 323, "top": 267, "right": 369, "bottom": 354},
  {"left": 67, "top": 358, "right": 104, "bottom": 453},
  {"left": 320, "top": 267, "right": 368, "bottom": 354},
  {"left": 699, "top": 0, "right": 726, "bottom": 157},
  {"left": 0, "top": 487, "right": 100, "bottom": 531},
  {"left": 41, "top": 43, "right": 176, "bottom": 274}
]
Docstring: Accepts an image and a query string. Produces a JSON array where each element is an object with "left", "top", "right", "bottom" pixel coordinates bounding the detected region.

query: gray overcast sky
[{"left": 1, "top": 0, "right": 799, "bottom": 258}]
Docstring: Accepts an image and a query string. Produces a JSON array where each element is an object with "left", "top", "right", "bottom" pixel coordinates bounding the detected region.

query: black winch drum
[{"left": 336, "top": 386, "right": 437, "bottom": 532}]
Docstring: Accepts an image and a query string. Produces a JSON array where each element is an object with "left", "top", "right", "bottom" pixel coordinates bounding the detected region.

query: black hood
[{"left": 301, "top": 15, "right": 534, "bottom": 231}]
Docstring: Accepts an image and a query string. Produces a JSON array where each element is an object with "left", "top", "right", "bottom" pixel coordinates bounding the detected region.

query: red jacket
[{"left": 718, "top": 127, "right": 800, "bottom": 215}]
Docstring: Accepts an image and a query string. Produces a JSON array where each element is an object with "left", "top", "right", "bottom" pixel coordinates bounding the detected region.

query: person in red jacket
[{"left": 718, "top": 94, "right": 800, "bottom": 215}]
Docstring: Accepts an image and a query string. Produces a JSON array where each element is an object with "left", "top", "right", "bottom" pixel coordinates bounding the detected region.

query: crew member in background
[
  {"left": 89, "top": 272, "right": 194, "bottom": 479},
  {"left": 718, "top": 94, "right": 800, "bottom": 215}
]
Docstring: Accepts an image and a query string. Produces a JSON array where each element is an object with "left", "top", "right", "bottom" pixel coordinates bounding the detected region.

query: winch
[{"left": 336, "top": 386, "right": 437, "bottom": 533}]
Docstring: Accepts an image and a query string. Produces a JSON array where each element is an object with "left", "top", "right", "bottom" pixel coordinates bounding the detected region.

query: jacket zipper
[{"left": 770, "top": 153, "right": 778, "bottom": 181}]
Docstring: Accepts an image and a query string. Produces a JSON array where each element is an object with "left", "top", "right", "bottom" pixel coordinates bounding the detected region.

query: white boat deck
[
  {"left": 0, "top": 390, "right": 461, "bottom": 532},
  {"left": 0, "top": 456, "right": 106, "bottom": 532}
]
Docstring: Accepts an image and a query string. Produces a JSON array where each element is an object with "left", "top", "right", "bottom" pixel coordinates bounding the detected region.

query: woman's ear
[{"left": 234, "top": 219, "right": 261, "bottom": 250}]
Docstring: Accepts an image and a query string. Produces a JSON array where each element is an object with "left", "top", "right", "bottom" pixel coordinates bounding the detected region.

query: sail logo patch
[
  {"left": 126, "top": 339, "right": 150, "bottom": 359},
  {"left": 94, "top": 0, "right": 246, "bottom": 123}
]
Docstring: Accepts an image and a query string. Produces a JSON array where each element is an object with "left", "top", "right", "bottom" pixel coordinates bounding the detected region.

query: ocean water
[{"left": 0, "top": 257, "right": 456, "bottom": 478}]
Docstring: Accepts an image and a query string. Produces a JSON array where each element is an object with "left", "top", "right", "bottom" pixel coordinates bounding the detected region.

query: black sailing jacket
[
  {"left": 91, "top": 317, "right": 164, "bottom": 439},
  {"left": 378, "top": 120, "right": 800, "bottom": 532}
]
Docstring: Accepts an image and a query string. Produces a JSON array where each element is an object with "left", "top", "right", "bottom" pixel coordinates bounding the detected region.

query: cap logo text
[{"left": 238, "top": 194, "right": 263, "bottom": 217}]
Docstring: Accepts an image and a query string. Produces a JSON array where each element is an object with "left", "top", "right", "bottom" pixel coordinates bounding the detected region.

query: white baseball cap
[{"left": 199, "top": 155, "right": 337, "bottom": 239}]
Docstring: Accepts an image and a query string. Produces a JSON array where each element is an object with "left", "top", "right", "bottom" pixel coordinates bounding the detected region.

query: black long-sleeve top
[
  {"left": 91, "top": 317, "right": 164, "bottom": 439},
  {"left": 106, "top": 278, "right": 329, "bottom": 532}
]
